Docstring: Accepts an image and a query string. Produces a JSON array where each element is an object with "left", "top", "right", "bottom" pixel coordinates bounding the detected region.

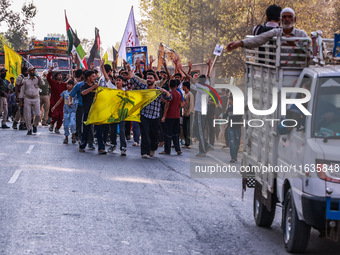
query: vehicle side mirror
[{"left": 286, "top": 108, "right": 304, "bottom": 131}]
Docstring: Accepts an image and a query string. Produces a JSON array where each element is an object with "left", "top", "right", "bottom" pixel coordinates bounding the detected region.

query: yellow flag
[
  {"left": 103, "top": 51, "right": 110, "bottom": 65},
  {"left": 85, "top": 87, "right": 162, "bottom": 125},
  {"left": 4, "top": 44, "right": 22, "bottom": 83}
]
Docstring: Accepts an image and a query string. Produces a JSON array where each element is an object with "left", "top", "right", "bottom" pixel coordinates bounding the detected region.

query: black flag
[{"left": 87, "top": 27, "right": 100, "bottom": 66}]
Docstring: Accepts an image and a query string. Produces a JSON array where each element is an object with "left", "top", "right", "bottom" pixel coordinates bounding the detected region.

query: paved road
[{"left": 1, "top": 125, "right": 340, "bottom": 254}]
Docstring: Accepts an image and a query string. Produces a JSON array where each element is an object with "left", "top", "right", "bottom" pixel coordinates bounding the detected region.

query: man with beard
[
  {"left": 226, "top": 7, "right": 307, "bottom": 52},
  {"left": 47, "top": 67, "right": 67, "bottom": 134},
  {"left": 13, "top": 67, "right": 28, "bottom": 130},
  {"left": 129, "top": 69, "right": 172, "bottom": 158},
  {"left": 18, "top": 67, "right": 45, "bottom": 135}
]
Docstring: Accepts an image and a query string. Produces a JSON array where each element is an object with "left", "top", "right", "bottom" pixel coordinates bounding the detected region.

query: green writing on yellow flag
[
  {"left": 85, "top": 87, "right": 162, "bottom": 125},
  {"left": 4, "top": 44, "right": 22, "bottom": 83}
]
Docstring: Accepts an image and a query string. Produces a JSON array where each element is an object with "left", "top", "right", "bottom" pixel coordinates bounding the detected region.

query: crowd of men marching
[{"left": 0, "top": 55, "right": 238, "bottom": 161}]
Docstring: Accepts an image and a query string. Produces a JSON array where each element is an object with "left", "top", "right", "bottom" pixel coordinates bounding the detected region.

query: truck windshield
[
  {"left": 54, "top": 59, "right": 69, "bottom": 70},
  {"left": 313, "top": 77, "right": 340, "bottom": 138},
  {"left": 30, "top": 58, "right": 47, "bottom": 69}
]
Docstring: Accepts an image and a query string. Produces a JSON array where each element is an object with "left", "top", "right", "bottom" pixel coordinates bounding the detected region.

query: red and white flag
[{"left": 118, "top": 6, "right": 140, "bottom": 60}]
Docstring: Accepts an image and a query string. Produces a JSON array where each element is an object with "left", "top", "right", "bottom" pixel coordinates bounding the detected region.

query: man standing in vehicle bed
[{"left": 226, "top": 7, "right": 308, "bottom": 52}]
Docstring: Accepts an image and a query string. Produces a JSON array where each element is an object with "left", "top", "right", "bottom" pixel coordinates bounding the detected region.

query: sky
[{"left": 1, "top": 0, "right": 141, "bottom": 54}]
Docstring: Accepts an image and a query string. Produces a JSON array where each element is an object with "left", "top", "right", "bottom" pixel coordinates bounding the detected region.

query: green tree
[
  {"left": 0, "top": 0, "right": 37, "bottom": 50},
  {"left": 0, "top": 33, "right": 12, "bottom": 51},
  {"left": 140, "top": 0, "right": 340, "bottom": 78}
]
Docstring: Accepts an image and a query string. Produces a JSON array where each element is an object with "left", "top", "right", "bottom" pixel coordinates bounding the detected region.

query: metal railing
[{"left": 245, "top": 31, "right": 340, "bottom": 69}]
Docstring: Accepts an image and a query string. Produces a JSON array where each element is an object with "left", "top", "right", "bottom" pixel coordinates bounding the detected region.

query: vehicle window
[
  {"left": 313, "top": 77, "right": 340, "bottom": 138},
  {"left": 29, "top": 58, "right": 47, "bottom": 69}
]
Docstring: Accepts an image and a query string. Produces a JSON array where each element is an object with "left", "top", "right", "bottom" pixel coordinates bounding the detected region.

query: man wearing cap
[
  {"left": 13, "top": 66, "right": 28, "bottom": 130},
  {"left": 226, "top": 7, "right": 308, "bottom": 52},
  {"left": 19, "top": 66, "right": 45, "bottom": 135},
  {"left": 0, "top": 68, "right": 10, "bottom": 128},
  {"left": 40, "top": 70, "right": 50, "bottom": 126}
]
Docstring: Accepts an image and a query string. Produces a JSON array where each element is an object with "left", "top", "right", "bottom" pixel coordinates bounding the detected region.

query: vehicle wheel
[
  {"left": 253, "top": 183, "right": 276, "bottom": 227},
  {"left": 282, "top": 189, "right": 311, "bottom": 253}
]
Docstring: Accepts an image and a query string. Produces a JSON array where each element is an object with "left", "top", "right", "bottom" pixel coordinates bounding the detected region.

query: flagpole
[{"left": 21, "top": 55, "right": 35, "bottom": 68}]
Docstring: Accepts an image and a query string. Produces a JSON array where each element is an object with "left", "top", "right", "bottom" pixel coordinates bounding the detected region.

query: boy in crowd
[
  {"left": 51, "top": 79, "right": 77, "bottom": 144},
  {"left": 108, "top": 76, "right": 127, "bottom": 156}
]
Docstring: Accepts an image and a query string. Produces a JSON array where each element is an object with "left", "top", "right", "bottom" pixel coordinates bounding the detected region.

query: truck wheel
[
  {"left": 282, "top": 189, "right": 311, "bottom": 253},
  {"left": 253, "top": 184, "right": 276, "bottom": 227}
]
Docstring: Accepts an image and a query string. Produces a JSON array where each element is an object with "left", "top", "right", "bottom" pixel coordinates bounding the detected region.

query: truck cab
[{"left": 28, "top": 37, "right": 71, "bottom": 79}]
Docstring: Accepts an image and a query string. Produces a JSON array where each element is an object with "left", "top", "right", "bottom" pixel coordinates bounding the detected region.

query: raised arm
[
  {"left": 47, "top": 67, "right": 55, "bottom": 86},
  {"left": 206, "top": 58, "right": 212, "bottom": 78},
  {"left": 148, "top": 55, "right": 154, "bottom": 70},
  {"left": 135, "top": 59, "right": 142, "bottom": 74},
  {"left": 187, "top": 60, "right": 192, "bottom": 75},
  {"left": 100, "top": 59, "right": 109, "bottom": 82},
  {"left": 123, "top": 59, "right": 128, "bottom": 70},
  {"left": 162, "top": 58, "right": 171, "bottom": 80},
  {"left": 178, "top": 63, "right": 195, "bottom": 84},
  {"left": 173, "top": 55, "right": 179, "bottom": 74}
]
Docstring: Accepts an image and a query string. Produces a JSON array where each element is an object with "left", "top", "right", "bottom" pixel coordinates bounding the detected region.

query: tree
[
  {"left": 80, "top": 38, "right": 94, "bottom": 56},
  {"left": 0, "top": 0, "right": 37, "bottom": 50},
  {"left": 139, "top": 0, "right": 340, "bottom": 78},
  {"left": 5, "top": 27, "right": 28, "bottom": 50},
  {"left": 0, "top": 33, "right": 12, "bottom": 51}
]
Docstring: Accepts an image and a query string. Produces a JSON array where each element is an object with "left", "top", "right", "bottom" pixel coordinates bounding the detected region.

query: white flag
[{"left": 118, "top": 6, "right": 140, "bottom": 60}]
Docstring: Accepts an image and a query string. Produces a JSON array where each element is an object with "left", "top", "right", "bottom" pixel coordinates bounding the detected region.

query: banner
[
  {"left": 4, "top": 44, "right": 22, "bottom": 82},
  {"left": 126, "top": 46, "right": 148, "bottom": 72},
  {"left": 157, "top": 43, "right": 176, "bottom": 71},
  {"left": 85, "top": 87, "right": 162, "bottom": 125}
]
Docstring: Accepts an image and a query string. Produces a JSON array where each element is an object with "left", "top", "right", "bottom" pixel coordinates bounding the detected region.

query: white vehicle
[{"left": 242, "top": 31, "right": 340, "bottom": 253}]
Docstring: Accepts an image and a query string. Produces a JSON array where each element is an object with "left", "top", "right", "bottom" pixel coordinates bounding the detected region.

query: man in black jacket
[{"left": 0, "top": 68, "right": 10, "bottom": 128}]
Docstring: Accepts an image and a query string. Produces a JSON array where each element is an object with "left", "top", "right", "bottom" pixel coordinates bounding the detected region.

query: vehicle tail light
[{"left": 316, "top": 160, "right": 340, "bottom": 183}]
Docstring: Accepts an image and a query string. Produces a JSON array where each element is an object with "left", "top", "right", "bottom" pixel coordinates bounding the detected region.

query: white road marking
[
  {"left": 206, "top": 152, "right": 228, "bottom": 166},
  {"left": 26, "top": 145, "right": 34, "bottom": 154},
  {"left": 8, "top": 169, "right": 22, "bottom": 184}
]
